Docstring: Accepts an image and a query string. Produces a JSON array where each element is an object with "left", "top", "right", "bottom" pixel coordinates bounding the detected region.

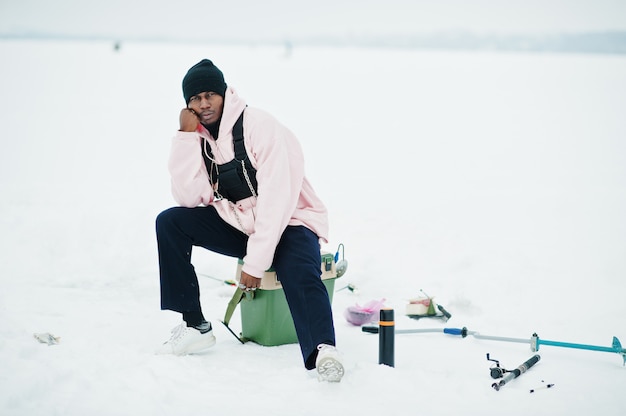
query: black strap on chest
[
  {"left": 232, "top": 113, "right": 247, "bottom": 161},
  {"left": 201, "top": 111, "right": 259, "bottom": 203}
]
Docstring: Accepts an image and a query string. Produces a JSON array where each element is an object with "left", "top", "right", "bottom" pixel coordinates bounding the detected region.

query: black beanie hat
[{"left": 182, "top": 59, "right": 227, "bottom": 103}]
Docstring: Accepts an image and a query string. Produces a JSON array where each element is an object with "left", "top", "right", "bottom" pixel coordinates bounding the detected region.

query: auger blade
[{"left": 612, "top": 337, "right": 625, "bottom": 366}]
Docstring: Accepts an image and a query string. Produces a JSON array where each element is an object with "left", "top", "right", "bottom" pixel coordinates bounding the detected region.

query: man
[{"left": 155, "top": 59, "right": 344, "bottom": 382}]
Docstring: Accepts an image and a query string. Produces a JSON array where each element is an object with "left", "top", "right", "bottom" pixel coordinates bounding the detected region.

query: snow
[{"left": 1, "top": 39, "right": 625, "bottom": 415}]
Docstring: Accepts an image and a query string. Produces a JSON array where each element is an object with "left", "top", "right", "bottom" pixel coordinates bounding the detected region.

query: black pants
[{"left": 156, "top": 206, "right": 336, "bottom": 369}]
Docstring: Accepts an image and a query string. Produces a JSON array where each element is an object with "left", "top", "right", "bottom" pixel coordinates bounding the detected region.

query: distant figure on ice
[{"left": 155, "top": 59, "right": 344, "bottom": 382}]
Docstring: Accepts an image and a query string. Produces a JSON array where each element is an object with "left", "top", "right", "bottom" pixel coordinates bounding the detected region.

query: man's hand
[
  {"left": 179, "top": 108, "right": 199, "bottom": 132},
  {"left": 239, "top": 270, "right": 262, "bottom": 291}
]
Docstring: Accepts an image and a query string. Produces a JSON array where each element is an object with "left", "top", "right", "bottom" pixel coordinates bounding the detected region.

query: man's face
[{"left": 187, "top": 91, "right": 224, "bottom": 125}]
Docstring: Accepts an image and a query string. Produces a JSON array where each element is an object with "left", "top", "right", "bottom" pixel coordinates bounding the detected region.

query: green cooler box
[{"left": 236, "top": 252, "right": 338, "bottom": 346}]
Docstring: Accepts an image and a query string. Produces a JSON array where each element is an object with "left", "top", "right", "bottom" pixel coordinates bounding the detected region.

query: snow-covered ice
[{"left": 1, "top": 39, "right": 625, "bottom": 415}]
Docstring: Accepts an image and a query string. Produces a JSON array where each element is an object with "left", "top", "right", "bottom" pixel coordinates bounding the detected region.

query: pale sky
[{"left": 1, "top": 0, "right": 626, "bottom": 42}]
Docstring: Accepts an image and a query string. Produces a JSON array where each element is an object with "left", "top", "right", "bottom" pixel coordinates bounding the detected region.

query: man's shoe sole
[{"left": 317, "top": 357, "right": 344, "bottom": 382}]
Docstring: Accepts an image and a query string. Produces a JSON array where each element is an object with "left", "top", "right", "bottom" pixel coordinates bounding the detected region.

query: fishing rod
[
  {"left": 491, "top": 354, "right": 541, "bottom": 391},
  {"left": 197, "top": 272, "right": 237, "bottom": 286}
]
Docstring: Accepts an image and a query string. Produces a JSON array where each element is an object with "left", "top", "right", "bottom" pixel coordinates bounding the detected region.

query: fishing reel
[
  {"left": 486, "top": 353, "right": 512, "bottom": 379},
  {"left": 334, "top": 243, "right": 348, "bottom": 278}
]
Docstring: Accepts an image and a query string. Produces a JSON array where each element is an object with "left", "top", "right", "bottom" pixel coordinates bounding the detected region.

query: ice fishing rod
[
  {"left": 361, "top": 325, "right": 626, "bottom": 365},
  {"left": 197, "top": 272, "right": 237, "bottom": 286},
  {"left": 489, "top": 352, "right": 554, "bottom": 392},
  {"left": 491, "top": 354, "right": 541, "bottom": 391}
]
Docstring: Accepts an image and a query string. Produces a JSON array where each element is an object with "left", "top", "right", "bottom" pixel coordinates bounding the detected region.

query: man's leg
[
  {"left": 272, "top": 226, "right": 336, "bottom": 369},
  {"left": 155, "top": 206, "right": 249, "bottom": 355}
]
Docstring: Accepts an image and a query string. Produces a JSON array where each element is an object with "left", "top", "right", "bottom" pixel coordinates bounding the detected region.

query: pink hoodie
[{"left": 168, "top": 87, "right": 329, "bottom": 278}]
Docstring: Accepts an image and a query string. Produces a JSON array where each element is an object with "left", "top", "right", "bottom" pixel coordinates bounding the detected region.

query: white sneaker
[
  {"left": 316, "top": 344, "right": 344, "bottom": 382},
  {"left": 156, "top": 322, "right": 216, "bottom": 355}
]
